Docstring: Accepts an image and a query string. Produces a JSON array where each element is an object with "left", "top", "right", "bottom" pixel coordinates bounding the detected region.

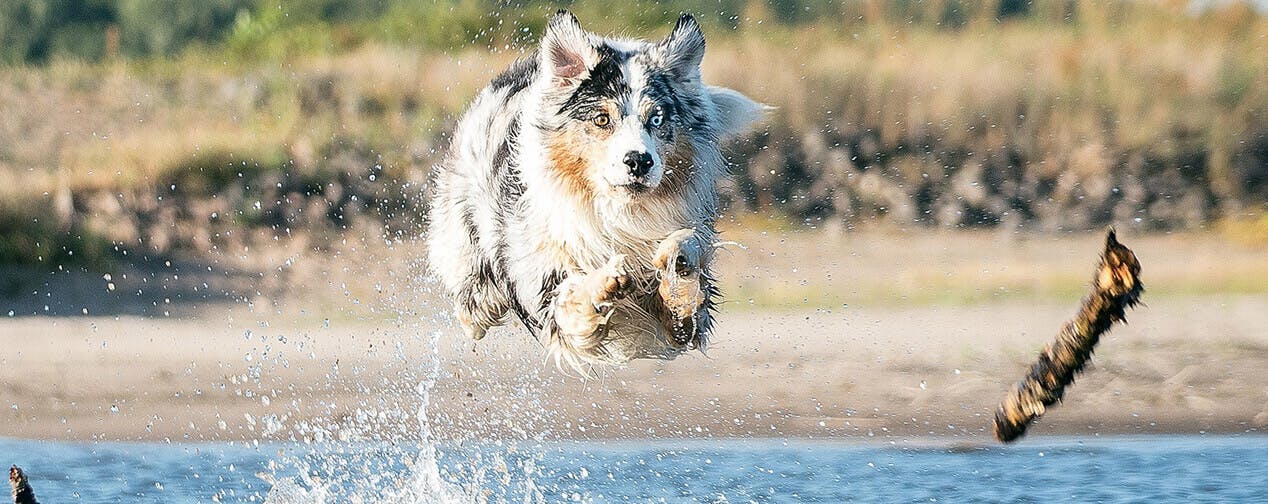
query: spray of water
[{"left": 249, "top": 237, "right": 566, "bottom": 503}]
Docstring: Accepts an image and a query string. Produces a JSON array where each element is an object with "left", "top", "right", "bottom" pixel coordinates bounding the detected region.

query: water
[{"left": 3, "top": 435, "right": 1266, "bottom": 502}]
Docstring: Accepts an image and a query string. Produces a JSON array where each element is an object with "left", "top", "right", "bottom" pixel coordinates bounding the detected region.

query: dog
[
  {"left": 427, "top": 11, "right": 762, "bottom": 369},
  {"left": 9, "top": 466, "right": 38, "bottom": 504}
]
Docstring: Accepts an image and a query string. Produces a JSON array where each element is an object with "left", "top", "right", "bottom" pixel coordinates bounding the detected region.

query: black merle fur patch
[
  {"left": 492, "top": 117, "right": 524, "bottom": 202},
  {"left": 524, "top": 269, "right": 566, "bottom": 337},
  {"left": 642, "top": 71, "right": 685, "bottom": 140},
  {"left": 490, "top": 57, "right": 538, "bottom": 96},
  {"left": 643, "top": 72, "right": 679, "bottom": 113},
  {"left": 559, "top": 45, "right": 630, "bottom": 120},
  {"left": 539, "top": 270, "right": 565, "bottom": 308},
  {"left": 508, "top": 292, "right": 539, "bottom": 336},
  {"left": 647, "top": 70, "right": 711, "bottom": 133},
  {"left": 461, "top": 206, "right": 477, "bottom": 240}
]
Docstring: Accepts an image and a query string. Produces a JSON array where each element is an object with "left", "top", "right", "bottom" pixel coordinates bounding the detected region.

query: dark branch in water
[
  {"left": 993, "top": 229, "right": 1144, "bottom": 443},
  {"left": 9, "top": 466, "right": 38, "bottom": 504}
]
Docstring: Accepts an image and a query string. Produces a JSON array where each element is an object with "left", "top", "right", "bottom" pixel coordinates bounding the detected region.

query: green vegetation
[
  {"left": 0, "top": 0, "right": 1148, "bottom": 64},
  {"left": 1, "top": 1, "right": 1266, "bottom": 268}
]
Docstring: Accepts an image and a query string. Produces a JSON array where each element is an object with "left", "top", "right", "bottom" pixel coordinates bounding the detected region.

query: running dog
[{"left": 427, "top": 11, "right": 763, "bottom": 369}]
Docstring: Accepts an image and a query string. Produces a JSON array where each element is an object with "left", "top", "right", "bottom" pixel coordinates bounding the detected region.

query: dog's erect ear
[
  {"left": 541, "top": 10, "right": 597, "bottom": 83},
  {"left": 659, "top": 14, "right": 705, "bottom": 81},
  {"left": 707, "top": 86, "right": 767, "bottom": 138}
]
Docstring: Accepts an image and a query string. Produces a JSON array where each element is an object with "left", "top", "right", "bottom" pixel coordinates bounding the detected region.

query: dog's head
[{"left": 535, "top": 12, "right": 763, "bottom": 202}]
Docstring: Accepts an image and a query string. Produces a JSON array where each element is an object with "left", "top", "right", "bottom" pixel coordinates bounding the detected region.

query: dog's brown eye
[{"left": 592, "top": 113, "right": 610, "bottom": 127}]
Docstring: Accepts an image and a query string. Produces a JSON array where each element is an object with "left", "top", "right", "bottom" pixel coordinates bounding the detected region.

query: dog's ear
[
  {"left": 707, "top": 86, "right": 767, "bottom": 139},
  {"left": 658, "top": 14, "right": 705, "bottom": 81},
  {"left": 541, "top": 10, "right": 597, "bottom": 84}
]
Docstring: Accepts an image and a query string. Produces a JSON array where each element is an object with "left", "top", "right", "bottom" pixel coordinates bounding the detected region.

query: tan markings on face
[
  {"left": 546, "top": 124, "right": 596, "bottom": 200},
  {"left": 547, "top": 101, "right": 625, "bottom": 198}
]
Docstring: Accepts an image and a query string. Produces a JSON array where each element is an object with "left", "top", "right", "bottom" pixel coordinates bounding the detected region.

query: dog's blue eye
[{"left": 649, "top": 113, "right": 664, "bottom": 127}]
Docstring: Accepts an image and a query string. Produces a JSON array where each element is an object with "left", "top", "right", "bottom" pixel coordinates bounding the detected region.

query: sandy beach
[
  {"left": 2, "top": 230, "right": 1266, "bottom": 444},
  {"left": 3, "top": 292, "right": 1266, "bottom": 443}
]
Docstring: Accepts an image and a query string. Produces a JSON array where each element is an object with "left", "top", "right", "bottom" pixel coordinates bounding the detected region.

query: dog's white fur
[{"left": 427, "top": 11, "right": 762, "bottom": 369}]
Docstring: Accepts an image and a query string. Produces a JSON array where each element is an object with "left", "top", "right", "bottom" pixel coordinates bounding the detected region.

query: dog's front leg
[
  {"left": 549, "top": 254, "right": 630, "bottom": 357},
  {"left": 654, "top": 229, "right": 713, "bottom": 348}
]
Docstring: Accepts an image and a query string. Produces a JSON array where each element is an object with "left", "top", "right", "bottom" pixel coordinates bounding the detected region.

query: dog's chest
[
  {"left": 510, "top": 190, "right": 673, "bottom": 263},
  {"left": 525, "top": 222, "right": 661, "bottom": 273}
]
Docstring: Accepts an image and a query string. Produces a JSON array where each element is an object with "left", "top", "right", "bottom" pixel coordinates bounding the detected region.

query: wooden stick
[{"left": 993, "top": 229, "right": 1144, "bottom": 443}]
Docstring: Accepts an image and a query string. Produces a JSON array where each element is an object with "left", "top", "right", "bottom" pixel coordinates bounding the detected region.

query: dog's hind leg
[
  {"left": 427, "top": 190, "right": 512, "bottom": 340},
  {"left": 653, "top": 229, "right": 714, "bottom": 349},
  {"left": 452, "top": 262, "right": 513, "bottom": 340}
]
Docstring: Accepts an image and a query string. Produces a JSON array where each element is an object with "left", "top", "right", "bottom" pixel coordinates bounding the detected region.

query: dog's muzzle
[
  {"left": 623, "top": 151, "right": 653, "bottom": 177},
  {"left": 618, "top": 151, "right": 655, "bottom": 192}
]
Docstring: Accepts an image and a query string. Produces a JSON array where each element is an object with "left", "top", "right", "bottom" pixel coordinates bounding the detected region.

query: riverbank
[{"left": 2, "top": 293, "right": 1265, "bottom": 443}]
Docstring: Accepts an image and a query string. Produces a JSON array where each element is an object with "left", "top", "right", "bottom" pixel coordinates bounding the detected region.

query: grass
[
  {"left": 714, "top": 222, "right": 1268, "bottom": 310},
  {"left": 720, "top": 3, "right": 1266, "bottom": 223},
  {"left": 0, "top": 2, "right": 1265, "bottom": 268},
  {"left": 1218, "top": 214, "right": 1268, "bottom": 245}
]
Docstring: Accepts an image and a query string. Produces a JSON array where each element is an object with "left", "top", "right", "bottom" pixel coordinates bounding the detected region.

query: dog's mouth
[
  {"left": 622, "top": 181, "right": 650, "bottom": 193},
  {"left": 611, "top": 177, "right": 655, "bottom": 194}
]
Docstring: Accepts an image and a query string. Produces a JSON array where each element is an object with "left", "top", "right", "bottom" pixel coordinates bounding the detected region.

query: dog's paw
[
  {"left": 554, "top": 255, "right": 629, "bottom": 336},
  {"left": 655, "top": 230, "right": 706, "bottom": 324},
  {"left": 654, "top": 229, "right": 703, "bottom": 276},
  {"left": 593, "top": 254, "right": 631, "bottom": 306},
  {"left": 456, "top": 309, "right": 488, "bottom": 341}
]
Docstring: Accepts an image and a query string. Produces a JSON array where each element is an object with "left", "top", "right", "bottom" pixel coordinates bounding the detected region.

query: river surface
[{"left": 3, "top": 435, "right": 1265, "bottom": 502}]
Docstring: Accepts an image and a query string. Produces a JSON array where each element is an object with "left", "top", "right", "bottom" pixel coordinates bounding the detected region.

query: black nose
[{"left": 622, "top": 151, "right": 654, "bottom": 178}]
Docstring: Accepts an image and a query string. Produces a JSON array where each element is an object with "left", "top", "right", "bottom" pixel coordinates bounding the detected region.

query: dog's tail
[{"left": 9, "top": 466, "right": 39, "bottom": 504}]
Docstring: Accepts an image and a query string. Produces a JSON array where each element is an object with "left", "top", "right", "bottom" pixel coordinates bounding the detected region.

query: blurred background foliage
[
  {"left": 0, "top": 0, "right": 1172, "bottom": 64},
  {"left": 1, "top": 0, "right": 1267, "bottom": 268}
]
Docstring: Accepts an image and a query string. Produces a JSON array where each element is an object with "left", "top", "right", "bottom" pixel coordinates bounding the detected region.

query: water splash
[
  {"left": 260, "top": 325, "right": 476, "bottom": 503},
  {"left": 391, "top": 327, "right": 470, "bottom": 503}
]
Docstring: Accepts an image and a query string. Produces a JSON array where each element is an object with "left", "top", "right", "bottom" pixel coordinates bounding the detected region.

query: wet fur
[
  {"left": 9, "top": 466, "right": 38, "bottom": 504},
  {"left": 427, "top": 12, "right": 762, "bottom": 369}
]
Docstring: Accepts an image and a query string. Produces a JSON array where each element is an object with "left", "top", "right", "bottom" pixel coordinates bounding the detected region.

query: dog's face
[{"left": 537, "top": 13, "right": 760, "bottom": 202}]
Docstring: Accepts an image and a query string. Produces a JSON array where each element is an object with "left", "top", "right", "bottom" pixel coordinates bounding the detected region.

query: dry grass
[
  {"left": 0, "top": 47, "right": 519, "bottom": 196},
  {"left": 714, "top": 219, "right": 1268, "bottom": 309},
  {"left": 714, "top": 9, "right": 1268, "bottom": 228},
  {"left": 0, "top": 3, "right": 1265, "bottom": 267}
]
